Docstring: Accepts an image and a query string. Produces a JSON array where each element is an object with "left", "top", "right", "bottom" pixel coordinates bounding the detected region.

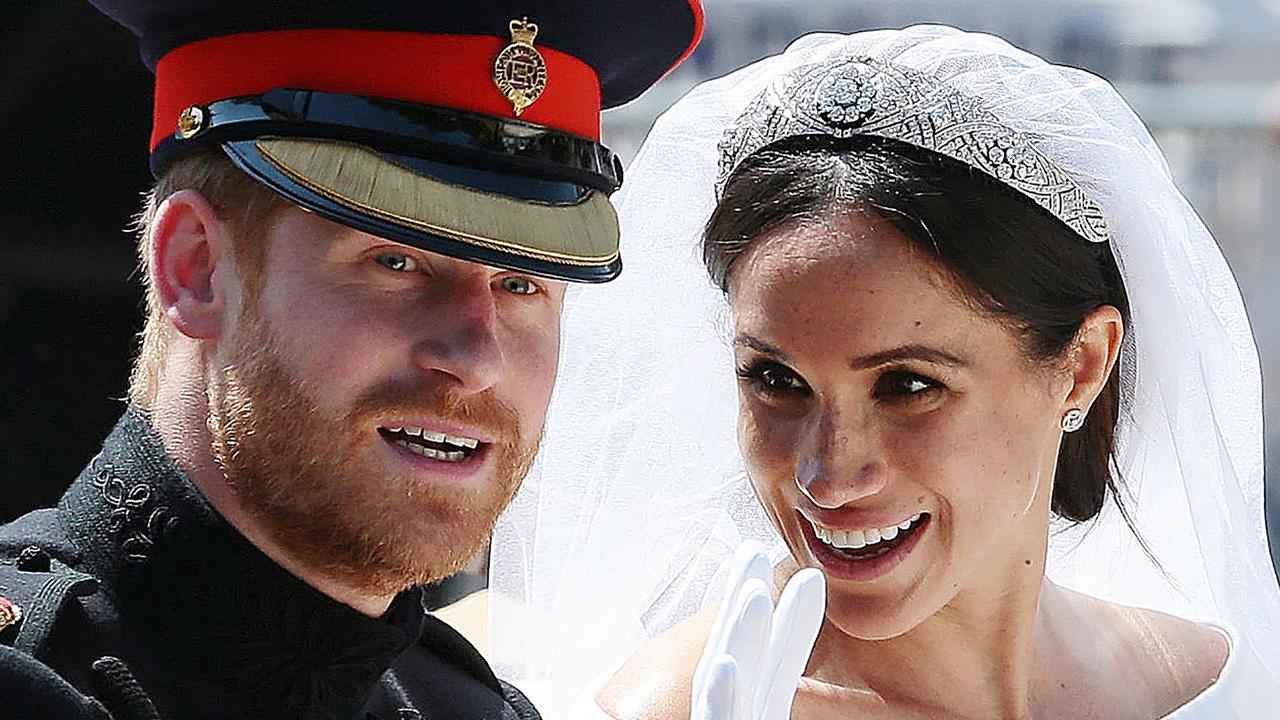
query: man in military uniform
[{"left": 0, "top": 2, "right": 703, "bottom": 718}]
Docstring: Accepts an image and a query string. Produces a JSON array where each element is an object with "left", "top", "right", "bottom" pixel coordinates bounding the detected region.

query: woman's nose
[{"left": 794, "top": 412, "right": 887, "bottom": 509}]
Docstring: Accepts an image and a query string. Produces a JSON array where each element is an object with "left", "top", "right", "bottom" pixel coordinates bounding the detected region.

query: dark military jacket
[{"left": 0, "top": 409, "right": 539, "bottom": 720}]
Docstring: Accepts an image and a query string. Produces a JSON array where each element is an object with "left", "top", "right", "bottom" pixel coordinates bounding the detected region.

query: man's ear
[
  {"left": 1062, "top": 305, "right": 1125, "bottom": 415},
  {"left": 148, "top": 189, "right": 238, "bottom": 340}
]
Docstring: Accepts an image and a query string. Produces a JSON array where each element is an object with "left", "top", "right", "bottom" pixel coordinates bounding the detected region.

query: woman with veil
[{"left": 485, "top": 25, "right": 1280, "bottom": 718}]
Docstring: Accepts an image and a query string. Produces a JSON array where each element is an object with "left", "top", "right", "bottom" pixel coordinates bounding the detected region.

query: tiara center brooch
[
  {"left": 494, "top": 18, "right": 548, "bottom": 117},
  {"left": 814, "top": 63, "right": 878, "bottom": 128}
]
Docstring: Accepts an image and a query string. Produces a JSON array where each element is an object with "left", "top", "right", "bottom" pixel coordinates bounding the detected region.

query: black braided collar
[{"left": 58, "top": 408, "right": 428, "bottom": 720}]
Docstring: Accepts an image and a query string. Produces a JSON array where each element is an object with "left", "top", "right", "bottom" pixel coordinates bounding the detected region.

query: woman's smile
[{"left": 798, "top": 509, "right": 932, "bottom": 582}]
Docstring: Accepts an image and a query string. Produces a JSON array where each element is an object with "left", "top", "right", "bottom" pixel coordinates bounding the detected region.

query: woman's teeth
[{"left": 811, "top": 512, "right": 924, "bottom": 550}]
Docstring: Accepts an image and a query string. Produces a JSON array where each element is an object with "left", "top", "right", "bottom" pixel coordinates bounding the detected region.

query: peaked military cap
[{"left": 91, "top": 1, "right": 705, "bottom": 282}]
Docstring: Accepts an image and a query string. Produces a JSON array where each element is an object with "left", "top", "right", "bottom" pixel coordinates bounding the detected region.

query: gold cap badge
[
  {"left": 493, "top": 18, "right": 548, "bottom": 116},
  {"left": 176, "top": 105, "right": 207, "bottom": 139}
]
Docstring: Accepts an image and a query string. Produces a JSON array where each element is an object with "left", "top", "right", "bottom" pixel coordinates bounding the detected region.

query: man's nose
[
  {"left": 410, "top": 273, "right": 504, "bottom": 394},
  {"left": 794, "top": 407, "right": 887, "bottom": 509}
]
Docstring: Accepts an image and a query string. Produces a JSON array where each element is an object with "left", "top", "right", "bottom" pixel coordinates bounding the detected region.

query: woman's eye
[
  {"left": 374, "top": 252, "right": 418, "bottom": 273},
  {"left": 875, "top": 370, "right": 942, "bottom": 400},
  {"left": 736, "top": 360, "right": 809, "bottom": 396},
  {"left": 500, "top": 276, "right": 539, "bottom": 296}
]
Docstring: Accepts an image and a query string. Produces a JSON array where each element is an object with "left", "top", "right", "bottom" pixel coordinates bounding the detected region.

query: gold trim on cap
[{"left": 253, "top": 138, "right": 619, "bottom": 267}]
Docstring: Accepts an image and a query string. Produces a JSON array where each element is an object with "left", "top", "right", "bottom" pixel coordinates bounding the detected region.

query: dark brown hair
[{"left": 705, "top": 135, "right": 1131, "bottom": 524}]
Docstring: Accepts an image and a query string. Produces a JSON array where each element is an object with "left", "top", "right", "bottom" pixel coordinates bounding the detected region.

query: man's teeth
[
  {"left": 812, "top": 512, "right": 924, "bottom": 550},
  {"left": 395, "top": 440, "right": 466, "bottom": 463},
  {"left": 385, "top": 426, "right": 480, "bottom": 450}
]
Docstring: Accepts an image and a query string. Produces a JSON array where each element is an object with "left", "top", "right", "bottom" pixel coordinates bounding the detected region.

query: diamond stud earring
[{"left": 1061, "top": 408, "right": 1086, "bottom": 433}]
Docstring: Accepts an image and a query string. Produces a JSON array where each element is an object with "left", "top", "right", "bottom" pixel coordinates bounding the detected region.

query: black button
[{"left": 16, "top": 546, "right": 51, "bottom": 573}]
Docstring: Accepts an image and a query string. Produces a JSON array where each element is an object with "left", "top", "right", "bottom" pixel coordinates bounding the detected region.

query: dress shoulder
[
  {"left": 596, "top": 604, "right": 718, "bottom": 720},
  {"left": 1159, "top": 623, "right": 1280, "bottom": 718}
]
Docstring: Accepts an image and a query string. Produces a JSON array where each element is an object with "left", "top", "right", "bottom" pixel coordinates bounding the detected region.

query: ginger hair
[{"left": 129, "top": 150, "right": 289, "bottom": 411}]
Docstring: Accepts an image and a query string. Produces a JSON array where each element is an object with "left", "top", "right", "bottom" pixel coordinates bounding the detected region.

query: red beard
[{"left": 207, "top": 309, "right": 537, "bottom": 596}]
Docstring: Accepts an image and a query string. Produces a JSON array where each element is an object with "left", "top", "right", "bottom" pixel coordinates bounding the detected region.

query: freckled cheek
[
  {"left": 738, "top": 404, "right": 800, "bottom": 510},
  {"left": 875, "top": 412, "right": 980, "bottom": 535},
  {"left": 915, "top": 428, "right": 1030, "bottom": 549},
  {"left": 954, "top": 407, "right": 1044, "bottom": 517}
]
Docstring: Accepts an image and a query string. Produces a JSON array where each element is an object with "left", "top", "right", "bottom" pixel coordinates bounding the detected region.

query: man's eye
[
  {"left": 500, "top": 276, "right": 539, "bottom": 295},
  {"left": 374, "top": 252, "right": 418, "bottom": 273}
]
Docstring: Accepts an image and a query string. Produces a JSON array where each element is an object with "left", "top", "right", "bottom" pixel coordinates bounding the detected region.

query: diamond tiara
[{"left": 716, "top": 55, "right": 1110, "bottom": 244}]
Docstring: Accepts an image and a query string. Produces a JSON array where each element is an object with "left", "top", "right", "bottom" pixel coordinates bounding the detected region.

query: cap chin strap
[{"left": 150, "top": 89, "right": 622, "bottom": 194}]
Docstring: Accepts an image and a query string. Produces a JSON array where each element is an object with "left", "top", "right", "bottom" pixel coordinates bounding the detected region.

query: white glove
[{"left": 690, "top": 542, "right": 826, "bottom": 720}]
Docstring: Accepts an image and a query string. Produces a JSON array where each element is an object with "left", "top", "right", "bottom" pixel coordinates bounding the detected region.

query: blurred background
[{"left": 4, "top": 0, "right": 1280, "bottom": 585}]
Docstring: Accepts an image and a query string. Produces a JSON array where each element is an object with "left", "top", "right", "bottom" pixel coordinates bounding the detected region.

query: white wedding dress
[
  {"left": 556, "top": 631, "right": 1277, "bottom": 719},
  {"left": 487, "top": 25, "right": 1280, "bottom": 719}
]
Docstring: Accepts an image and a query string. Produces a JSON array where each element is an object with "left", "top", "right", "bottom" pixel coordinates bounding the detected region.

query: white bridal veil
[{"left": 488, "top": 25, "right": 1280, "bottom": 715}]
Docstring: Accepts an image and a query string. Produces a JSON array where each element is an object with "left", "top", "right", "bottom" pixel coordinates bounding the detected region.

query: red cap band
[{"left": 152, "top": 29, "right": 603, "bottom": 150}]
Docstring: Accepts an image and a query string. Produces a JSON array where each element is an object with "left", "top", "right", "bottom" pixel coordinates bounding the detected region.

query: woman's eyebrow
[
  {"left": 849, "top": 344, "right": 967, "bottom": 370},
  {"left": 733, "top": 335, "right": 788, "bottom": 361},
  {"left": 734, "top": 337, "right": 965, "bottom": 370}
]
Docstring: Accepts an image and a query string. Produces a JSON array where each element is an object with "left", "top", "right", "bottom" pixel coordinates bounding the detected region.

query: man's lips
[
  {"left": 378, "top": 418, "right": 494, "bottom": 445},
  {"left": 378, "top": 432, "right": 494, "bottom": 478},
  {"left": 376, "top": 420, "right": 494, "bottom": 466}
]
